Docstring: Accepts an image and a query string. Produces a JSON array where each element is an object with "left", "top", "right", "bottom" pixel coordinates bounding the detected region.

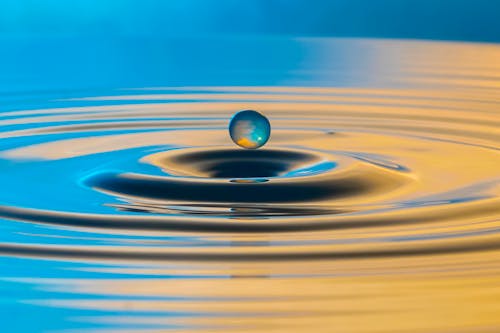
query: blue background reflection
[{"left": 0, "top": 0, "right": 499, "bottom": 42}]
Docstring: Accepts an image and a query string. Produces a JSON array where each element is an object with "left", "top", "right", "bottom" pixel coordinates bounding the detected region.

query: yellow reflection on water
[{"left": 29, "top": 249, "right": 500, "bottom": 333}]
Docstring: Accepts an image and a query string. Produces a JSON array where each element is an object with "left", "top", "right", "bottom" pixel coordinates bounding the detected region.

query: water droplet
[{"left": 229, "top": 110, "right": 271, "bottom": 149}]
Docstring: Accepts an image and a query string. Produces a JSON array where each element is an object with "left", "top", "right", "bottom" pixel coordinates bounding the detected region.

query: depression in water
[{"left": 229, "top": 110, "right": 271, "bottom": 149}]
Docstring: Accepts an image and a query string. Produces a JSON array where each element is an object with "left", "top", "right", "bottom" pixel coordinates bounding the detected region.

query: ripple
[
  {"left": 0, "top": 82, "right": 498, "bottom": 250},
  {"left": 2, "top": 37, "right": 500, "bottom": 333}
]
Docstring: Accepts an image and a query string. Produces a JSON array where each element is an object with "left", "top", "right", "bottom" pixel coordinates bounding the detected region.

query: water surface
[{"left": 0, "top": 37, "right": 499, "bottom": 332}]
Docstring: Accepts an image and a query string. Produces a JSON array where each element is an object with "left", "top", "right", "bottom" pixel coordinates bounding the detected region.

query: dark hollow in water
[
  {"left": 86, "top": 172, "right": 368, "bottom": 203},
  {"left": 206, "top": 160, "right": 287, "bottom": 178},
  {"left": 157, "top": 149, "right": 321, "bottom": 178},
  {"left": 87, "top": 148, "right": 410, "bottom": 204}
]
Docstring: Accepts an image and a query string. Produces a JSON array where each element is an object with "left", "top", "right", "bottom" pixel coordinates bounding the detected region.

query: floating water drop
[{"left": 229, "top": 110, "right": 271, "bottom": 149}]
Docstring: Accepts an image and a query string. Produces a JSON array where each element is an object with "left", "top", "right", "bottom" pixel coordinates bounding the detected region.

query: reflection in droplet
[{"left": 229, "top": 110, "right": 271, "bottom": 149}]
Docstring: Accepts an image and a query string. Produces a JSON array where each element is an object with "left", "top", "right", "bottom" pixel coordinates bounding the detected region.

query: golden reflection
[{"left": 28, "top": 249, "right": 500, "bottom": 333}]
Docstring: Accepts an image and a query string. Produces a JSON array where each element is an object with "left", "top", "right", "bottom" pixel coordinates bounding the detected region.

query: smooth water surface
[{"left": 0, "top": 37, "right": 499, "bottom": 332}]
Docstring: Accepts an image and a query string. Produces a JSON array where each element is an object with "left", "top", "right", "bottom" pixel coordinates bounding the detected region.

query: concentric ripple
[
  {"left": 0, "top": 38, "right": 499, "bottom": 333},
  {"left": 1, "top": 84, "right": 499, "bottom": 260}
]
